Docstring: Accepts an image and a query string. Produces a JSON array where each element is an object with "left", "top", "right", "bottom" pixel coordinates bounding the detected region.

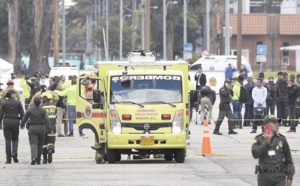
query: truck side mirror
[
  {"left": 92, "top": 90, "right": 104, "bottom": 109},
  {"left": 93, "top": 90, "right": 101, "bottom": 103}
]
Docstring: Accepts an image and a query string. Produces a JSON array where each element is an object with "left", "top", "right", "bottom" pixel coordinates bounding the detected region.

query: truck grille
[{"left": 121, "top": 123, "right": 172, "bottom": 130}]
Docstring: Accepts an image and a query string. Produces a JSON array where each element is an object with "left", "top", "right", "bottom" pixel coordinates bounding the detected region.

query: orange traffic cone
[{"left": 201, "top": 119, "right": 212, "bottom": 155}]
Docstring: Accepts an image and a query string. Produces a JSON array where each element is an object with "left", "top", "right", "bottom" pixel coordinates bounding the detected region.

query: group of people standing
[
  {"left": 192, "top": 64, "right": 300, "bottom": 135},
  {"left": 0, "top": 72, "right": 84, "bottom": 165}
]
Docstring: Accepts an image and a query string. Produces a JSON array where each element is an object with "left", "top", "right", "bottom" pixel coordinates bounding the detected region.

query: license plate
[{"left": 140, "top": 136, "right": 154, "bottom": 145}]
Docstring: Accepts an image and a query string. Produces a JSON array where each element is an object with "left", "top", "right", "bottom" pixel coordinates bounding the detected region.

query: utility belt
[{"left": 255, "top": 164, "right": 287, "bottom": 174}]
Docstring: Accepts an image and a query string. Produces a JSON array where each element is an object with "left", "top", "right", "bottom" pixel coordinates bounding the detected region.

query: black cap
[{"left": 263, "top": 115, "right": 282, "bottom": 125}]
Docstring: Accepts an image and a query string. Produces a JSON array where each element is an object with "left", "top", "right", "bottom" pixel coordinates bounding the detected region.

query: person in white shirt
[
  {"left": 251, "top": 78, "right": 267, "bottom": 133},
  {"left": 40, "top": 74, "right": 49, "bottom": 88}
]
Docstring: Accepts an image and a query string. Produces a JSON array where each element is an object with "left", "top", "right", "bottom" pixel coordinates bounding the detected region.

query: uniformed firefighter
[
  {"left": 252, "top": 115, "right": 295, "bottom": 186},
  {"left": 213, "top": 80, "right": 238, "bottom": 135},
  {"left": 0, "top": 90, "right": 24, "bottom": 164},
  {"left": 41, "top": 92, "right": 57, "bottom": 164},
  {"left": 20, "top": 96, "right": 51, "bottom": 165}
]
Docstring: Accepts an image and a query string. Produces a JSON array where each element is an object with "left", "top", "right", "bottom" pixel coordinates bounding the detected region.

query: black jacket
[
  {"left": 288, "top": 84, "right": 299, "bottom": 104},
  {"left": 194, "top": 73, "right": 207, "bottom": 88},
  {"left": 27, "top": 81, "right": 41, "bottom": 100},
  {"left": 0, "top": 98, "right": 24, "bottom": 123},
  {"left": 20, "top": 106, "right": 50, "bottom": 128},
  {"left": 252, "top": 133, "right": 295, "bottom": 181},
  {"left": 276, "top": 78, "right": 288, "bottom": 99},
  {"left": 219, "top": 86, "right": 233, "bottom": 110}
]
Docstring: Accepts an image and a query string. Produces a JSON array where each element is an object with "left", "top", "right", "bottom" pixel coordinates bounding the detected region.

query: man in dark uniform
[
  {"left": 41, "top": 92, "right": 57, "bottom": 164},
  {"left": 0, "top": 90, "right": 24, "bottom": 163},
  {"left": 27, "top": 73, "right": 41, "bottom": 102},
  {"left": 252, "top": 115, "right": 295, "bottom": 186},
  {"left": 20, "top": 96, "right": 51, "bottom": 165},
  {"left": 213, "top": 80, "right": 238, "bottom": 135}
]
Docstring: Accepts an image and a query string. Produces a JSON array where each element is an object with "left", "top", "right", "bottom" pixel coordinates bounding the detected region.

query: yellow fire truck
[{"left": 76, "top": 50, "right": 189, "bottom": 163}]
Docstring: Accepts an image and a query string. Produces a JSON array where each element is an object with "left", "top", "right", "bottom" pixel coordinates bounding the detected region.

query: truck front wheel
[
  {"left": 174, "top": 149, "right": 185, "bottom": 163},
  {"left": 107, "top": 149, "right": 117, "bottom": 163}
]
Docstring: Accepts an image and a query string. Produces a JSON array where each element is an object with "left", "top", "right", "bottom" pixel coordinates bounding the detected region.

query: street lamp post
[
  {"left": 163, "top": 0, "right": 178, "bottom": 60},
  {"left": 120, "top": 13, "right": 132, "bottom": 60}
]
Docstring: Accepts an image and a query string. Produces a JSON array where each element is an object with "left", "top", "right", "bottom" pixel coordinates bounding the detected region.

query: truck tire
[
  {"left": 164, "top": 153, "right": 173, "bottom": 161},
  {"left": 116, "top": 152, "right": 121, "bottom": 161},
  {"left": 107, "top": 149, "right": 117, "bottom": 163},
  {"left": 174, "top": 149, "right": 185, "bottom": 163}
]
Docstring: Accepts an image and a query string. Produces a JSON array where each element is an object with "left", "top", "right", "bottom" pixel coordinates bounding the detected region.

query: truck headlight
[
  {"left": 172, "top": 110, "right": 183, "bottom": 134},
  {"left": 110, "top": 110, "right": 121, "bottom": 134}
]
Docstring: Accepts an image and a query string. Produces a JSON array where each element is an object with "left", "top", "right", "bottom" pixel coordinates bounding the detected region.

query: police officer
[
  {"left": 252, "top": 115, "right": 295, "bottom": 186},
  {"left": 41, "top": 92, "right": 57, "bottom": 164},
  {"left": 20, "top": 96, "right": 51, "bottom": 165},
  {"left": 213, "top": 80, "right": 238, "bottom": 135},
  {"left": 0, "top": 90, "right": 24, "bottom": 164},
  {"left": 27, "top": 73, "right": 41, "bottom": 102}
]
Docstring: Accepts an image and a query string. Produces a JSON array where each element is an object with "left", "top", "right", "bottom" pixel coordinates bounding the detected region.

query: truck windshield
[{"left": 110, "top": 75, "right": 182, "bottom": 104}]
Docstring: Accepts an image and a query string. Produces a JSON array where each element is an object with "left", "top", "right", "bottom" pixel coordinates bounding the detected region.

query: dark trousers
[
  {"left": 232, "top": 100, "right": 242, "bottom": 125},
  {"left": 296, "top": 104, "right": 300, "bottom": 127},
  {"left": 266, "top": 100, "right": 276, "bottom": 115},
  {"left": 43, "top": 120, "right": 56, "bottom": 155},
  {"left": 25, "top": 98, "right": 30, "bottom": 110},
  {"left": 289, "top": 103, "right": 296, "bottom": 131},
  {"left": 244, "top": 104, "right": 253, "bottom": 125},
  {"left": 28, "top": 125, "right": 46, "bottom": 160},
  {"left": 252, "top": 107, "right": 265, "bottom": 132},
  {"left": 257, "top": 172, "right": 286, "bottom": 186},
  {"left": 3, "top": 119, "right": 20, "bottom": 158},
  {"left": 214, "top": 109, "right": 234, "bottom": 131},
  {"left": 277, "top": 99, "right": 287, "bottom": 124}
]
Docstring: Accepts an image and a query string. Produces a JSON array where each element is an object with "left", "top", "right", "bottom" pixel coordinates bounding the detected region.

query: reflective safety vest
[{"left": 42, "top": 104, "right": 57, "bottom": 119}]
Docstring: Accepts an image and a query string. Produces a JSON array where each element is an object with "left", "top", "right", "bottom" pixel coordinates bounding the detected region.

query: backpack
[
  {"left": 189, "top": 90, "right": 199, "bottom": 103},
  {"left": 266, "top": 84, "right": 276, "bottom": 101},
  {"left": 239, "top": 86, "right": 249, "bottom": 103}
]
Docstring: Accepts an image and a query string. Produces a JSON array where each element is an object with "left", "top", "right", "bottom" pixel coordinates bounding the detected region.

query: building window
[
  {"left": 256, "top": 41, "right": 263, "bottom": 65},
  {"left": 282, "top": 42, "right": 290, "bottom": 65}
]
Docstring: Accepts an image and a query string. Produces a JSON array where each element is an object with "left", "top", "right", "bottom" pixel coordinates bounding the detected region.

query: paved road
[{"left": 0, "top": 83, "right": 299, "bottom": 185}]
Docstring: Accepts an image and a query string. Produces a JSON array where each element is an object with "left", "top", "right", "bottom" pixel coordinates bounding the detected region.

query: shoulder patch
[{"left": 252, "top": 139, "right": 258, "bottom": 144}]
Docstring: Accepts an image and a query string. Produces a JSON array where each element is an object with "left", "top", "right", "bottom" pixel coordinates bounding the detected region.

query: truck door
[{"left": 76, "top": 77, "right": 107, "bottom": 143}]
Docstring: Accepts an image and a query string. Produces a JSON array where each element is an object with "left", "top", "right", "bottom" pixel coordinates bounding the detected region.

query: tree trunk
[
  {"left": 28, "top": 0, "right": 54, "bottom": 75},
  {"left": 8, "top": 0, "right": 22, "bottom": 75},
  {"left": 209, "top": 0, "right": 225, "bottom": 54}
]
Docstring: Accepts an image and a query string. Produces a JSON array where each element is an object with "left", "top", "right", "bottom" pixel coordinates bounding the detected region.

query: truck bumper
[{"left": 107, "top": 132, "right": 187, "bottom": 149}]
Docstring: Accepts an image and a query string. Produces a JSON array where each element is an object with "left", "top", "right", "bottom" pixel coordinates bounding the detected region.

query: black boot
[
  {"left": 42, "top": 154, "right": 47, "bottom": 164},
  {"left": 228, "top": 130, "right": 238, "bottom": 135},
  {"left": 47, "top": 149, "right": 53, "bottom": 164},
  {"left": 213, "top": 130, "right": 222, "bottom": 135},
  {"left": 31, "top": 158, "right": 36, "bottom": 165},
  {"left": 11, "top": 154, "right": 18, "bottom": 163},
  {"left": 5, "top": 156, "right": 11, "bottom": 164}
]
